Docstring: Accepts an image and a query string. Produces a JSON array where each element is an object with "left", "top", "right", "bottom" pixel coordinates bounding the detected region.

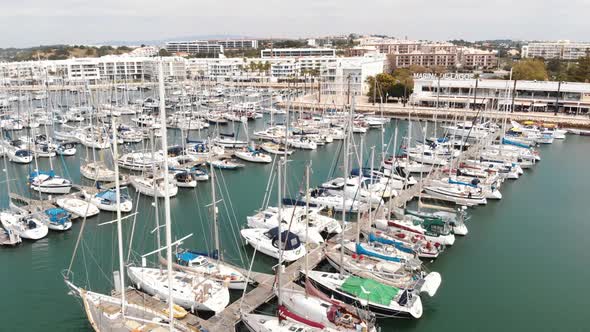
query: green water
[{"left": 1, "top": 119, "right": 589, "bottom": 332}]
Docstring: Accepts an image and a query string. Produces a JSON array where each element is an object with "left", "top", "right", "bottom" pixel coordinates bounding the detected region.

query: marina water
[{"left": 0, "top": 118, "right": 589, "bottom": 331}]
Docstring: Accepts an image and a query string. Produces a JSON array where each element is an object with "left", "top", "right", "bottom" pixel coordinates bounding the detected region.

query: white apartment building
[
  {"left": 211, "top": 39, "right": 258, "bottom": 50},
  {"left": 127, "top": 46, "right": 160, "bottom": 57},
  {"left": 191, "top": 58, "right": 247, "bottom": 77},
  {"left": 261, "top": 48, "right": 336, "bottom": 58},
  {"left": 321, "top": 54, "right": 386, "bottom": 98},
  {"left": 165, "top": 41, "right": 224, "bottom": 56},
  {"left": 271, "top": 61, "right": 301, "bottom": 78},
  {"left": 522, "top": 40, "right": 590, "bottom": 60},
  {"left": 0, "top": 56, "right": 186, "bottom": 84},
  {"left": 411, "top": 77, "right": 590, "bottom": 113}
]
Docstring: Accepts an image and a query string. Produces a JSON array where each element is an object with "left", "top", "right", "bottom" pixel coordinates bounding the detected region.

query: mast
[
  {"left": 210, "top": 161, "right": 220, "bottom": 260},
  {"left": 157, "top": 60, "right": 175, "bottom": 331},
  {"left": 111, "top": 117, "right": 126, "bottom": 316},
  {"left": 356, "top": 135, "right": 363, "bottom": 243},
  {"left": 304, "top": 161, "right": 310, "bottom": 296},
  {"left": 276, "top": 156, "right": 284, "bottom": 307},
  {"left": 340, "top": 99, "right": 352, "bottom": 274},
  {"left": 2, "top": 128, "right": 11, "bottom": 201},
  {"left": 151, "top": 129, "right": 162, "bottom": 251},
  {"left": 368, "top": 146, "right": 375, "bottom": 229}
]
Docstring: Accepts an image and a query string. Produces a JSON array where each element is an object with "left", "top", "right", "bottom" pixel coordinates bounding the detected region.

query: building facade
[
  {"left": 411, "top": 77, "right": 590, "bottom": 114},
  {"left": 388, "top": 51, "right": 458, "bottom": 69},
  {"left": 321, "top": 54, "right": 386, "bottom": 98},
  {"left": 457, "top": 48, "right": 498, "bottom": 69},
  {"left": 522, "top": 40, "right": 590, "bottom": 60},
  {"left": 165, "top": 41, "right": 224, "bottom": 56},
  {"left": 261, "top": 48, "right": 336, "bottom": 58},
  {"left": 210, "top": 39, "right": 258, "bottom": 50}
]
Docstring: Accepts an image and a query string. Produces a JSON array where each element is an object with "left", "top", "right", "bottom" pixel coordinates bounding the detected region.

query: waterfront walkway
[{"left": 280, "top": 96, "right": 590, "bottom": 129}]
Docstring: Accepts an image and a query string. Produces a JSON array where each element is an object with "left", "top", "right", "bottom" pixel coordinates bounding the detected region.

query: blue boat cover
[
  {"left": 29, "top": 170, "right": 55, "bottom": 180},
  {"left": 448, "top": 178, "right": 477, "bottom": 188},
  {"left": 368, "top": 233, "right": 414, "bottom": 254},
  {"left": 356, "top": 243, "right": 402, "bottom": 263},
  {"left": 502, "top": 137, "right": 530, "bottom": 149},
  {"left": 45, "top": 208, "right": 70, "bottom": 224}
]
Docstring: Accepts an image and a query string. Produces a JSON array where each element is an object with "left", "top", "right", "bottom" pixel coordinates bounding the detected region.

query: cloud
[{"left": 0, "top": 0, "right": 587, "bottom": 47}]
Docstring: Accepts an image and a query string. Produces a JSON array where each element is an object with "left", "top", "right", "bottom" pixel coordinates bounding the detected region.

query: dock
[{"left": 9, "top": 133, "right": 492, "bottom": 331}]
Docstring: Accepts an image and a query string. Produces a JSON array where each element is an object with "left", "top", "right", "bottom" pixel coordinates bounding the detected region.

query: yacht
[
  {"left": 29, "top": 170, "right": 72, "bottom": 195},
  {"left": 240, "top": 227, "right": 307, "bottom": 262},
  {"left": 127, "top": 266, "right": 230, "bottom": 313}
]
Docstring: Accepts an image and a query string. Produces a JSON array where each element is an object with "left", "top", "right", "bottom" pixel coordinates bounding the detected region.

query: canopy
[
  {"left": 45, "top": 208, "right": 70, "bottom": 224},
  {"left": 96, "top": 190, "right": 117, "bottom": 202},
  {"left": 340, "top": 276, "right": 399, "bottom": 306},
  {"left": 95, "top": 189, "right": 128, "bottom": 202},
  {"left": 265, "top": 227, "right": 302, "bottom": 250}
]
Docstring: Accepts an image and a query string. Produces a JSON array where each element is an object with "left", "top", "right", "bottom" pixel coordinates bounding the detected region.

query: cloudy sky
[{"left": 0, "top": 0, "right": 587, "bottom": 47}]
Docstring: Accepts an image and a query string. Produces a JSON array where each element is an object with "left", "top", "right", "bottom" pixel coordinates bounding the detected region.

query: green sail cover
[{"left": 340, "top": 276, "right": 399, "bottom": 305}]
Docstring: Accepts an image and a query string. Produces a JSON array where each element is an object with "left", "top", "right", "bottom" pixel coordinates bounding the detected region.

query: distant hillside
[
  {"left": 0, "top": 45, "right": 134, "bottom": 62},
  {"left": 101, "top": 34, "right": 249, "bottom": 47}
]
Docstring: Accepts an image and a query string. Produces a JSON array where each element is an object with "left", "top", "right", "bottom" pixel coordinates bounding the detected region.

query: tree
[
  {"left": 366, "top": 71, "right": 414, "bottom": 102},
  {"left": 158, "top": 49, "right": 171, "bottom": 57},
  {"left": 511, "top": 59, "right": 548, "bottom": 80},
  {"left": 568, "top": 54, "right": 590, "bottom": 82}
]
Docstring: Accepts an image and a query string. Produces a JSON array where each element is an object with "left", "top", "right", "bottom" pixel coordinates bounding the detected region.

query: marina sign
[{"left": 413, "top": 73, "right": 476, "bottom": 80}]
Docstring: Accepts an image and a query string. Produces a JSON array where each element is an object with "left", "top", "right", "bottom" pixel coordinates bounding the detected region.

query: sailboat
[
  {"left": 303, "top": 271, "right": 423, "bottom": 319},
  {"left": 0, "top": 227, "right": 21, "bottom": 246},
  {"left": 234, "top": 146, "right": 273, "bottom": 163},
  {"left": 0, "top": 142, "right": 48, "bottom": 240},
  {"left": 0, "top": 205, "right": 48, "bottom": 240},
  {"left": 84, "top": 188, "right": 133, "bottom": 212},
  {"left": 80, "top": 161, "right": 117, "bottom": 182},
  {"left": 29, "top": 120, "right": 73, "bottom": 195},
  {"left": 172, "top": 163, "right": 248, "bottom": 290},
  {"left": 65, "top": 62, "right": 219, "bottom": 331},
  {"left": 29, "top": 170, "right": 72, "bottom": 194}
]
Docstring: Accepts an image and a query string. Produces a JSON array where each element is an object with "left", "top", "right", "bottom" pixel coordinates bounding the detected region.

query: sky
[{"left": 0, "top": 0, "right": 588, "bottom": 48}]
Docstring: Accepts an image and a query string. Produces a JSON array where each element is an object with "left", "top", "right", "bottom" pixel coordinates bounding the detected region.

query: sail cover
[
  {"left": 278, "top": 305, "right": 325, "bottom": 328},
  {"left": 340, "top": 276, "right": 399, "bottom": 306},
  {"left": 356, "top": 243, "right": 402, "bottom": 263}
]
